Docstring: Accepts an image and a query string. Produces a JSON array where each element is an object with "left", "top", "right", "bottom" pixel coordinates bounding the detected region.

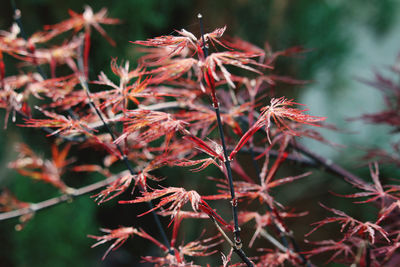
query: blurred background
[{"left": 0, "top": 0, "right": 400, "bottom": 266}]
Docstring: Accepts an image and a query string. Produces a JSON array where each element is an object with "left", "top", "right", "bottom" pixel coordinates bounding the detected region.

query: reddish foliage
[{"left": 2, "top": 5, "right": 400, "bottom": 267}]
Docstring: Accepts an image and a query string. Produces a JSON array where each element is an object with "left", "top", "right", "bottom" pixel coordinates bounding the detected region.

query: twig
[
  {"left": 0, "top": 172, "right": 121, "bottom": 221},
  {"left": 259, "top": 229, "right": 313, "bottom": 266},
  {"left": 290, "top": 142, "right": 370, "bottom": 189},
  {"left": 209, "top": 215, "right": 255, "bottom": 266},
  {"left": 198, "top": 13, "right": 244, "bottom": 254},
  {"left": 259, "top": 228, "right": 288, "bottom": 253},
  {"left": 243, "top": 143, "right": 368, "bottom": 188},
  {"left": 10, "top": 0, "right": 47, "bottom": 79}
]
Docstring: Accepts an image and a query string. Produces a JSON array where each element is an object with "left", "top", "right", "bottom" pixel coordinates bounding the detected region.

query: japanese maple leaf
[
  {"left": 0, "top": 189, "right": 30, "bottom": 212},
  {"left": 145, "top": 58, "right": 198, "bottom": 84},
  {"left": 20, "top": 36, "right": 83, "bottom": 75},
  {"left": 21, "top": 108, "right": 93, "bottom": 137},
  {"left": 120, "top": 187, "right": 233, "bottom": 231},
  {"left": 306, "top": 203, "right": 390, "bottom": 244},
  {"left": 176, "top": 101, "right": 248, "bottom": 136},
  {"left": 88, "top": 227, "right": 142, "bottom": 260},
  {"left": 336, "top": 163, "right": 400, "bottom": 207},
  {"left": 120, "top": 187, "right": 203, "bottom": 220},
  {"left": 141, "top": 217, "right": 221, "bottom": 266},
  {"left": 42, "top": 6, "right": 120, "bottom": 45},
  {"left": 204, "top": 172, "right": 311, "bottom": 210},
  {"left": 91, "top": 171, "right": 135, "bottom": 204},
  {"left": 8, "top": 143, "right": 73, "bottom": 192},
  {"left": 255, "top": 249, "right": 302, "bottom": 267},
  {"left": 229, "top": 97, "right": 325, "bottom": 159},
  {"left": 354, "top": 67, "right": 400, "bottom": 130},
  {"left": 304, "top": 239, "right": 355, "bottom": 265},
  {"left": 114, "top": 110, "right": 186, "bottom": 145},
  {"left": 92, "top": 68, "right": 148, "bottom": 112},
  {"left": 204, "top": 51, "right": 269, "bottom": 88},
  {"left": 133, "top": 28, "right": 198, "bottom": 61},
  {"left": 239, "top": 210, "right": 307, "bottom": 247}
]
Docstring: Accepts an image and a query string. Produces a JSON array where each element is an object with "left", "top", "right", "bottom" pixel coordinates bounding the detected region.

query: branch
[
  {"left": 0, "top": 172, "right": 121, "bottom": 221},
  {"left": 242, "top": 144, "right": 369, "bottom": 188},
  {"left": 234, "top": 146, "right": 317, "bottom": 168},
  {"left": 290, "top": 142, "right": 370, "bottom": 189},
  {"left": 198, "top": 14, "right": 245, "bottom": 258}
]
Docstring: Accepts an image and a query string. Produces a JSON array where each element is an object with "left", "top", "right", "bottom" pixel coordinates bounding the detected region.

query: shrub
[{"left": 1, "top": 5, "right": 400, "bottom": 267}]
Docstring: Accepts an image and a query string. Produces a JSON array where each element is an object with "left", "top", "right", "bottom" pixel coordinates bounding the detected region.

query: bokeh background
[{"left": 0, "top": 0, "right": 400, "bottom": 266}]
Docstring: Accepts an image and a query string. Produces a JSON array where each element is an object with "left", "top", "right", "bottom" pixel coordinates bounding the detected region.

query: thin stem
[
  {"left": 290, "top": 142, "right": 370, "bottom": 189},
  {"left": 210, "top": 215, "right": 255, "bottom": 266},
  {"left": 11, "top": 0, "right": 47, "bottom": 79},
  {"left": 216, "top": 107, "right": 241, "bottom": 243},
  {"left": 197, "top": 14, "right": 257, "bottom": 267},
  {"left": 239, "top": 142, "right": 368, "bottom": 188},
  {"left": 259, "top": 229, "right": 287, "bottom": 252},
  {"left": 260, "top": 229, "right": 313, "bottom": 266},
  {"left": 78, "top": 75, "right": 173, "bottom": 254},
  {"left": 234, "top": 146, "right": 317, "bottom": 168},
  {"left": 0, "top": 172, "right": 121, "bottom": 221},
  {"left": 365, "top": 242, "right": 371, "bottom": 267},
  {"left": 198, "top": 13, "right": 242, "bottom": 249}
]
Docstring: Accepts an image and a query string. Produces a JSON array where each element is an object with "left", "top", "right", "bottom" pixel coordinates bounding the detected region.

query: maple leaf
[
  {"left": 200, "top": 26, "right": 228, "bottom": 50},
  {"left": 263, "top": 44, "right": 308, "bottom": 65},
  {"left": 178, "top": 234, "right": 222, "bottom": 258},
  {"left": 20, "top": 36, "right": 83, "bottom": 75},
  {"left": 88, "top": 227, "right": 140, "bottom": 260},
  {"left": 377, "top": 200, "right": 400, "bottom": 224},
  {"left": 8, "top": 143, "right": 73, "bottom": 192},
  {"left": 239, "top": 210, "right": 307, "bottom": 247},
  {"left": 335, "top": 163, "right": 400, "bottom": 206},
  {"left": 255, "top": 249, "right": 302, "bottom": 267},
  {"left": 304, "top": 239, "right": 355, "bottom": 264},
  {"left": 353, "top": 68, "right": 400, "bottom": 130},
  {"left": 204, "top": 51, "right": 269, "bottom": 88},
  {"left": 114, "top": 110, "right": 186, "bottom": 145},
  {"left": 133, "top": 28, "right": 198, "bottom": 62},
  {"left": 306, "top": 203, "right": 390, "bottom": 244},
  {"left": 0, "top": 189, "right": 30, "bottom": 212},
  {"left": 260, "top": 97, "right": 325, "bottom": 142},
  {"left": 42, "top": 6, "right": 120, "bottom": 45},
  {"left": 175, "top": 157, "right": 219, "bottom": 172},
  {"left": 183, "top": 134, "right": 224, "bottom": 161},
  {"left": 176, "top": 101, "right": 247, "bottom": 136},
  {"left": 374, "top": 234, "right": 400, "bottom": 263},
  {"left": 120, "top": 187, "right": 202, "bottom": 220},
  {"left": 229, "top": 97, "right": 325, "bottom": 157},
  {"left": 204, "top": 172, "right": 311, "bottom": 206},
  {"left": 22, "top": 107, "right": 96, "bottom": 138},
  {"left": 26, "top": 75, "right": 79, "bottom": 101},
  {"left": 92, "top": 65, "right": 148, "bottom": 112},
  {"left": 145, "top": 58, "right": 198, "bottom": 84},
  {"left": 121, "top": 187, "right": 233, "bottom": 231},
  {"left": 91, "top": 171, "right": 135, "bottom": 204}
]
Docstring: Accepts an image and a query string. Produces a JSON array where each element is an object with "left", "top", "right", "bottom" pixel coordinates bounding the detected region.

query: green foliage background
[{"left": 0, "top": 0, "right": 399, "bottom": 266}]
